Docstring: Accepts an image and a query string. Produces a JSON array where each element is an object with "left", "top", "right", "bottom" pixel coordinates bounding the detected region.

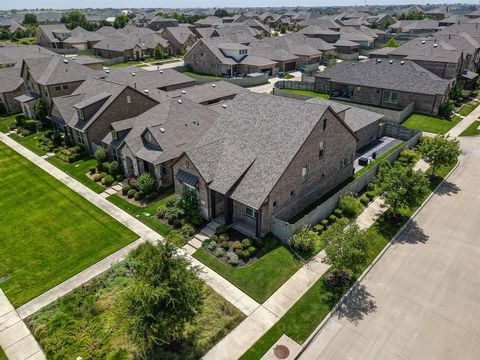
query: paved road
[{"left": 298, "top": 137, "right": 480, "bottom": 360}]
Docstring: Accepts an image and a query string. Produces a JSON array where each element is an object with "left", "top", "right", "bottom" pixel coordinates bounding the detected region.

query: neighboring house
[
  {"left": 147, "top": 16, "right": 179, "bottom": 31},
  {"left": 306, "top": 97, "right": 382, "bottom": 150},
  {"left": 167, "top": 80, "right": 246, "bottom": 105},
  {"left": 103, "top": 96, "right": 220, "bottom": 186},
  {"left": 0, "top": 44, "right": 56, "bottom": 67},
  {"left": 49, "top": 77, "right": 159, "bottom": 154},
  {"left": 161, "top": 27, "right": 197, "bottom": 55},
  {"left": 231, "top": 19, "right": 271, "bottom": 38},
  {"left": 95, "top": 26, "right": 117, "bottom": 37},
  {"left": 92, "top": 33, "right": 145, "bottom": 60},
  {"left": 254, "top": 36, "right": 322, "bottom": 67},
  {"left": 315, "top": 59, "right": 450, "bottom": 116},
  {"left": 0, "top": 19, "right": 27, "bottom": 35},
  {"left": 298, "top": 17, "right": 341, "bottom": 31},
  {"left": 63, "top": 26, "right": 104, "bottom": 50},
  {"left": 284, "top": 33, "right": 336, "bottom": 55},
  {"left": 466, "top": 9, "right": 480, "bottom": 19},
  {"left": 332, "top": 40, "right": 360, "bottom": 60},
  {"left": 172, "top": 92, "right": 358, "bottom": 237},
  {"left": 194, "top": 16, "right": 224, "bottom": 28},
  {"left": 299, "top": 25, "right": 341, "bottom": 43},
  {"left": 35, "top": 24, "right": 71, "bottom": 49},
  {"left": 213, "top": 26, "right": 258, "bottom": 45},
  {"left": 388, "top": 19, "right": 440, "bottom": 34},
  {"left": 18, "top": 56, "right": 101, "bottom": 116},
  {"left": 70, "top": 55, "right": 105, "bottom": 71},
  {"left": 0, "top": 68, "right": 26, "bottom": 114}
]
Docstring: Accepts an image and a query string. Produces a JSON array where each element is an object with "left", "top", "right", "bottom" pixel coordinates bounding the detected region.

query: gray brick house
[
  {"left": 160, "top": 27, "right": 197, "bottom": 55},
  {"left": 0, "top": 68, "right": 26, "bottom": 114},
  {"left": 172, "top": 92, "right": 358, "bottom": 237},
  {"left": 315, "top": 59, "right": 450, "bottom": 116}
]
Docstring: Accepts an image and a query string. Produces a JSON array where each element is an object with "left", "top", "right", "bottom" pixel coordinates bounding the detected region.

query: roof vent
[
  {"left": 177, "top": 99, "right": 183, "bottom": 104},
  {"left": 131, "top": 72, "right": 136, "bottom": 76},
  {"left": 63, "top": 58, "right": 69, "bottom": 64},
  {"left": 377, "top": 59, "right": 381, "bottom": 63},
  {"left": 222, "top": 104, "right": 227, "bottom": 108},
  {"left": 160, "top": 127, "right": 165, "bottom": 133},
  {"left": 159, "top": 70, "right": 163, "bottom": 74},
  {"left": 72, "top": 57, "right": 76, "bottom": 60},
  {"left": 421, "top": 40, "right": 426, "bottom": 44},
  {"left": 144, "top": 89, "right": 149, "bottom": 94},
  {"left": 433, "top": 43, "right": 438, "bottom": 47},
  {"left": 211, "top": 83, "right": 216, "bottom": 87},
  {"left": 400, "top": 60, "right": 405, "bottom": 65},
  {"left": 181, "top": 90, "right": 186, "bottom": 94},
  {"left": 389, "top": 60, "right": 393, "bottom": 64},
  {"left": 105, "top": 69, "right": 110, "bottom": 74}
]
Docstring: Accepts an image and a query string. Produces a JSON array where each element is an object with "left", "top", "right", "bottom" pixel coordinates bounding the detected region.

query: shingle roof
[
  {"left": 0, "top": 67, "right": 23, "bottom": 93},
  {"left": 389, "top": 38, "right": 462, "bottom": 64},
  {"left": 37, "top": 24, "right": 70, "bottom": 43},
  {"left": 284, "top": 33, "right": 335, "bottom": 52},
  {"left": 0, "top": 44, "right": 56, "bottom": 66},
  {"left": 167, "top": 81, "right": 246, "bottom": 104},
  {"left": 163, "top": 26, "right": 196, "bottom": 45},
  {"left": 186, "top": 92, "right": 354, "bottom": 209},
  {"left": 316, "top": 59, "right": 449, "bottom": 96},
  {"left": 64, "top": 26, "right": 104, "bottom": 44}
]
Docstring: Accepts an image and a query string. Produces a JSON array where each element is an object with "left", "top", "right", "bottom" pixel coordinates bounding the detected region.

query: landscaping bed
[
  {"left": 193, "top": 234, "right": 302, "bottom": 303},
  {"left": 0, "top": 142, "right": 137, "bottom": 307},
  {"left": 27, "top": 249, "right": 245, "bottom": 360},
  {"left": 459, "top": 120, "right": 480, "bottom": 137},
  {"left": 402, "top": 114, "right": 462, "bottom": 135}
]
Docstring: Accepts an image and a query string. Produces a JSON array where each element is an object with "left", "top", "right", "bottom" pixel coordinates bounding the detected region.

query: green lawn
[
  {"left": 402, "top": 114, "right": 462, "bottom": 135},
  {"left": 240, "top": 161, "right": 457, "bottom": 359},
  {"left": 0, "top": 113, "right": 18, "bottom": 133},
  {"left": 0, "top": 142, "right": 138, "bottom": 307},
  {"left": 183, "top": 71, "right": 223, "bottom": 80},
  {"left": 28, "top": 256, "right": 245, "bottom": 359},
  {"left": 281, "top": 89, "right": 329, "bottom": 99},
  {"left": 459, "top": 120, "right": 480, "bottom": 137},
  {"left": 193, "top": 236, "right": 302, "bottom": 303},
  {"left": 8, "top": 131, "right": 50, "bottom": 156},
  {"left": 47, "top": 156, "right": 104, "bottom": 194},
  {"left": 458, "top": 102, "right": 478, "bottom": 116},
  {"left": 107, "top": 191, "right": 175, "bottom": 240}
]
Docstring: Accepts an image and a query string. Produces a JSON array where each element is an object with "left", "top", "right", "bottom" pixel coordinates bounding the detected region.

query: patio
[{"left": 354, "top": 136, "right": 403, "bottom": 173}]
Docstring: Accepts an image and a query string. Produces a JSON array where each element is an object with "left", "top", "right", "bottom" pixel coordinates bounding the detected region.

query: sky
[{"left": 0, "top": 0, "right": 478, "bottom": 11}]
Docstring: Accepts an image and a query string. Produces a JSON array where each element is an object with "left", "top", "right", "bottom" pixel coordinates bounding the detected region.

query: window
[
  {"left": 54, "top": 86, "right": 61, "bottom": 91},
  {"left": 245, "top": 206, "right": 255, "bottom": 218},
  {"left": 113, "top": 147, "right": 120, "bottom": 162},
  {"left": 323, "top": 118, "right": 327, "bottom": 130},
  {"left": 273, "top": 201, "right": 277, "bottom": 207},
  {"left": 62, "top": 85, "right": 69, "bottom": 90},
  {"left": 319, "top": 141, "right": 325, "bottom": 158},
  {"left": 161, "top": 165, "right": 167, "bottom": 176},
  {"left": 76, "top": 130, "right": 84, "bottom": 145},
  {"left": 301, "top": 165, "right": 309, "bottom": 183},
  {"left": 111, "top": 130, "right": 118, "bottom": 140},
  {"left": 127, "top": 95, "right": 131, "bottom": 104},
  {"left": 382, "top": 90, "right": 399, "bottom": 104},
  {"left": 290, "top": 190, "right": 295, "bottom": 197},
  {"left": 77, "top": 109, "right": 84, "bottom": 120}
]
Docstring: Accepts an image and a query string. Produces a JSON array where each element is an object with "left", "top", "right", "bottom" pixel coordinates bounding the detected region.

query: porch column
[
  {"left": 224, "top": 197, "right": 233, "bottom": 225},
  {"left": 210, "top": 190, "right": 216, "bottom": 219},
  {"left": 255, "top": 210, "right": 262, "bottom": 238}
]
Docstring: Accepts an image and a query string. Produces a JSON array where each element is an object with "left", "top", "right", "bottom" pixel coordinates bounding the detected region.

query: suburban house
[
  {"left": 315, "top": 59, "right": 450, "bottom": 117},
  {"left": 0, "top": 68, "right": 26, "bottom": 114},
  {"left": 255, "top": 36, "right": 322, "bottom": 67},
  {"left": 332, "top": 40, "right": 360, "bottom": 60},
  {"left": 160, "top": 27, "right": 197, "bottom": 55},
  {"left": 298, "top": 17, "right": 341, "bottom": 31},
  {"left": 0, "top": 19, "right": 27, "bottom": 35},
  {"left": 299, "top": 25, "right": 341, "bottom": 43},
  {"left": 194, "top": 16, "right": 224, "bottom": 28},
  {"left": 388, "top": 19, "right": 440, "bottom": 34},
  {"left": 167, "top": 81, "right": 246, "bottom": 105},
  {"left": 17, "top": 56, "right": 101, "bottom": 117},
  {"left": 35, "top": 24, "right": 71, "bottom": 49},
  {"left": 172, "top": 92, "right": 358, "bottom": 237},
  {"left": 102, "top": 96, "right": 220, "bottom": 186},
  {"left": 62, "top": 26, "right": 104, "bottom": 50},
  {"left": 147, "top": 16, "right": 179, "bottom": 31},
  {"left": 49, "top": 77, "right": 159, "bottom": 154},
  {"left": 0, "top": 44, "right": 56, "bottom": 67}
]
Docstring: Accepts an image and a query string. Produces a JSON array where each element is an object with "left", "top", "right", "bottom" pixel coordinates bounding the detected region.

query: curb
[{"left": 294, "top": 159, "right": 461, "bottom": 359}]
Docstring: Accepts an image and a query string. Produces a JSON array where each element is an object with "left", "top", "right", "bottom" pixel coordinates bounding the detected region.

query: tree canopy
[
  {"left": 418, "top": 136, "right": 461, "bottom": 176},
  {"left": 214, "top": 9, "right": 232, "bottom": 18},
  {"left": 382, "top": 37, "right": 400, "bottom": 48},
  {"left": 23, "top": 13, "right": 37, "bottom": 25},
  {"left": 113, "top": 15, "right": 129, "bottom": 29}
]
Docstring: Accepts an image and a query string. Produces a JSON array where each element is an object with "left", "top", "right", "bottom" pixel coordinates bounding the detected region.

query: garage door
[{"left": 284, "top": 61, "right": 296, "bottom": 71}]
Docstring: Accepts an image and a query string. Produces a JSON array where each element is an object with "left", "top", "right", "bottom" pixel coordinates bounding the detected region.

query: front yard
[
  {"left": 458, "top": 101, "right": 479, "bottom": 116},
  {"left": 193, "top": 235, "right": 302, "bottom": 303},
  {"left": 27, "top": 254, "right": 245, "bottom": 359},
  {"left": 0, "top": 142, "right": 138, "bottom": 307},
  {"left": 402, "top": 114, "right": 462, "bottom": 135},
  {"left": 459, "top": 120, "right": 480, "bottom": 137}
]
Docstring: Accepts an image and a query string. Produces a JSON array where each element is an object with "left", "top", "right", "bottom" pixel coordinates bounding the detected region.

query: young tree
[
  {"left": 23, "top": 13, "right": 37, "bottom": 25},
  {"left": 125, "top": 242, "right": 204, "bottom": 352},
  {"left": 418, "top": 136, "right": 461, "bottom": 177},
  {"left": 374, "top": 162, "right": 430, "bottom": 217},
  {"left": 61, "top": 10, "right": 87, "bottom": 29},
  {"left": 94, "top": 146, "right": 107, "bottom": 167},
  {"left": 449, "top": 83, "right": 462, "bottom": 101},
  {"left": 113, "top": 15, "right": 129, "bottom": 29},
  {"left": 153, "top": 45, "right": 165, "bottom": 60},
  {"left": 214, "top": 8, "right": 230, "bottom": 17},
  {"left": 382, "top": 37, "right": 400, "bottom": 48},
  {"left": 322, "top": 221, "right": 370, "bottom": 278},
  {"left": 33, "top": 100, "right": 47, "bottom": 120}
]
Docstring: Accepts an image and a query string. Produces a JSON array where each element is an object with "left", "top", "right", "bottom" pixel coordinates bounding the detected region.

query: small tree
[
  {"left": 153, "top": 46, "right": 165, "bottom": 60},
  {"left": 113, "top": 15, "right": 129, "bottom": 29},
  {"left": 322, "top": 222, "right": 370, "bottom": 278},
  {"left": 94, "top": 146, "right": 108, "bottom": 167},
  {"left": 177, "top": 187, "right": 201, "bottom": 223},
  {"left": 449, "top": 83, "right": 462, "bottom": 101},
  {"left": 137, "top": 172, "right": 158, "bottom": 195},
  {"left": 438, "top": 100, "right": 454, "bottom": 119},
  {"left": 23, "top": 13, "right": 37, "bottom": 24},
  {"left": 382, "top": 37, "right": 400, "bottom": 48},
  {"left": 125, "top": 242, "right": 204, "bottom": 353},
  {"left": 290, "top": 227, "right": 318, "bottom": 253},
  {"left": 374, "top": 162, "right": 430, "bottom": 217},
  {"left": 33, "top": 100, "right": 47, "bottom": 121},
  {"left": 418, "top": 136, "right": 461, "bottom": 177}
]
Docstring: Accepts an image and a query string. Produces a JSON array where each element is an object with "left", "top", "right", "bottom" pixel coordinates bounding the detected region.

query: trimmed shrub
[
  {"left": 215, "top": 224, "right": 229, "bottom": 235},
  {"left": 166, "top": 213, "right": 177, "bottom": 224},
  {"left": 221, "top": 241, "right": 229, "bottom": 250},
  {"left": 338, "top": 195, "right": 364, "bottom": 219},
  {"left": 209, "top": 235, "right": 219, "bottom": 243},
  {"left": 128, "top": 177, "right": 138, "bottom": 189},
  {"left": 156, "top": 206, "right": 166, "bottom": 219},
  {"left": 109, "top": 161, "right": 121, "bottom": 176},
  {"left": 94, "top": 147, "right": 107, "bottom": 166},
  {"left": 365, "top": 191, "right": 376, "bottom": 200},
  {"left": 23, "top": 119, "right": 37, "bottom": 132},
  {"left": 165, "top": 230, "right": 186, "bottom": 245},
  {"left": 93, "top": 172, "right": 107, "bottom": 182},
  {"left": 137, "top": 172, "right": 158, "bottom": 195},
  {"left": 172, "top": 218, "right": 183, "bottom": 229},
  {"left": 328, "top": 214, "right": 337, "bottom": 223},
  {"left": 313, "top": 224, "right": 324, "bottom": 234},
  {"left": 334, "top": 209, "right": 343, "bottom": 218},
  {"left": 102, "top": 162, "right": 111, "bottom": 174},
  {"left": 145, "top": 191, "right": 158, "bottom": 201},
  {"left": 134, "top": 191, "right": 144, "bottom": 201},
  {"left": 189, "top": 213, "right": 203, "bottom": 226},
  {"left": 226, "top": 251, "right": 239, "bottom": 265},
  {"left": 240, "top": 250, "right": 250, "bottom": 261},
  {"left": 180, "top": 224, "right": 195, "bottom": 237},
  {"left": 88, "top": 166, "right": 96, "bottom": 175},
  {"left": 231, "top": 241, "right": 242, "bottom": 250},
  {"left": 102, "top": 175, "right": 114, "bottom": 187},
  {"left": 290, "top": 227, "right": 317, "bottom": 252},
  {"left": 166, "top": 198, "right": 177, "bottom": 208},
  {"left": 321, "top": 219, "right": 329, "bottom": 227},
  {"left": 214, "top": 247, "right": 225, "bottom": 257},
  {"left": 241, "top": 238, "right": 252, "bottom": 249},
  {"left": 122, "top": 184, "right": 131, "bottom": 195},
  {"left": 208, "top": 241, "right": 218, "bottom": 251},
  {"left": 254, "top": 238, "right": 264, "bottom": 248},
  {"left": 127, "top": 189, "right": 137, "bottom": 199},
  {"left": 15, "top": 114, "right": 25, "bottom": 126},
  {"left": 360, "top": 194, "right": 370, "bottom": 206},
  {"left": 219, "top": 233, "right": 230, "bottom": 242},
  {"left": 247, "top": 246, "right": 257, "bottom": 255}
]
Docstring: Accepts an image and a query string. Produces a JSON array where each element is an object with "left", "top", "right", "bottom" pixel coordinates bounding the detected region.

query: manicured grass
[
  {"left": 193, "top": 236, "right": 302, "bottom": 303},
  {"left": 0, "top": 143, "right": 138, "bottom": 307},
  {"left": 47, "top": 156, "right": 104, "bottom": 194},
  {"left": 28, "top": 259, "right": 245, "bottom": 359},
  {"left": 459, "top": 120, "right": 480, "bottom": 137},
  {"left": 458, "top": 101, "right": 478, "bottom": 116},
  {"left": 402, "top": 114, "right": 462, "bottom": 135},
  {"left": 0, "top": 113, "right": 18, "bottom": 133},
  {"left": 183, "top": 71, "right": 223, "bottom": 80},
  {"left": 240, "top": 161, "right": 457, "bottom": 359},
  {"left": 281, "top": 89, "right": 329, "bottom": 99},
  {"left": 283, "top": 74, "right": 295, "bottom": 79},
  {"left": 107, "top": 190, "right": 176, "bottom": 240},
  {"left": 9, "top": 131, "right": 49, "bottom": 156}
]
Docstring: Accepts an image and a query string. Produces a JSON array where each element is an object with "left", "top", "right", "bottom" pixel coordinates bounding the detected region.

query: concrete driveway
[
  {"left": 249, "top": 71, "right": 302, "bottom": 93},
  {"left": 298, "top": 137, "right": 480, "bottom": 360},
  {"left": 142, "top": 59, "right": 184, "bottom": 71}
]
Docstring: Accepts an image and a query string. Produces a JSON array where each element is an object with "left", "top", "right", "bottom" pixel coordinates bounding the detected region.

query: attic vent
[
  {"left": 377, "top": 59, "right": 381, "bottom": 63},
  {"left": 222, "top": 104, "right": 227, "bottom": 108},
  {"left": 160, "top": 127, "right": 165, "bottom": 133},
  {"left": 421, "top": 40, "right": 426, "bottom": 44},
  {"left": 433, "top": 43, "right": 438, "bottom": 47},
  {"left": 159, "top": 70, "right": 164, "bottom": 74},
  {"left": 63, "top": 58, "right": 69, "bottom": 64},
  {"left": 177, "top": 99, "right": 183, "bottom": 104},
  {"left": 211, "top": 83, "right": 216, "bottom": 87},
  {"left": 131, "top": 72, "right": 136, "bottom": 76},
  {"left": 144, "top": 89, "right": 149, "bottom": 94},
  {"left": 105, "top": 69, "right": 110, "bottom": 74},
  {"left": 72, "top": 57, "right": 76, "bottom": 60},
  {"left": 389, "top": 60, "right": 393, "bottom": 64},
  {"left": 400, "top": 60, "right": 405, "bottom": 65},
  {"left": 181, "top": 90, "right": 186, "bottom": 94}
]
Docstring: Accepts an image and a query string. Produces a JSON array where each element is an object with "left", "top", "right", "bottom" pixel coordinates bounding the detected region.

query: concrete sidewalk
[
  {"left": 447, "top": 101, "right": 480, "bottom": 138},
  {"left": 0, "top": 291, "right": 45, "bottom": 360}
]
